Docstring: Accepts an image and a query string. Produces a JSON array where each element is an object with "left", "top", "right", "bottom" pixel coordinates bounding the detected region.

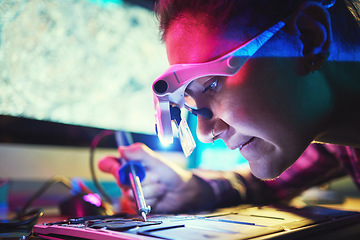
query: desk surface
[
  {"left": 31, "top": 202, "right": 360, "bottom": 240},
  {"left": 2, "top": 197, "right": 360, "bottom": 240}
]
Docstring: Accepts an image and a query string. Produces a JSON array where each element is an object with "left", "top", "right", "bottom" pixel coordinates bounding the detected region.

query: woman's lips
[{"left": 239, "top": 137, "right": 255, "bottom": 150}]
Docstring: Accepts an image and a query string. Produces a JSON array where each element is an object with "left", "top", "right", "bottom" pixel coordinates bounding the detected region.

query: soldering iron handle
[{"left": 129, "top": 163, "right": 148, "bottom": 213}]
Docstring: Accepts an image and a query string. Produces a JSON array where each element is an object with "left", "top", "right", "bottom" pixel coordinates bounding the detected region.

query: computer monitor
[{"left": 0, "top": 0, "right": 171, "bottom": 148}]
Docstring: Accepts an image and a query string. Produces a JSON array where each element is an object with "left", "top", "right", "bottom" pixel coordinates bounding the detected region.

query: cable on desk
[
  {"left": 17, "top": 175, "right": 73, "bottom": 216},
  {"left": 12, "top": 130, "right": 117, "bottom": 218},
  {"left": 89, "top": 129, "right": 116, "bottom": 205},
  {"left": 0, "top": 208, "right": 43, "bottom": 231}
]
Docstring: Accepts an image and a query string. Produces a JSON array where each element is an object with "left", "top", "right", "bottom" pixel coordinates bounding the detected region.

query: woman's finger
[
  {"left": 118, "top": 143, "right": 163, "bottom": 166},
  {"left": 98, "top": 156, "right": 121, "bottom": 179},
  {"left": 142, "top": 182, "right": 167, "bottom": 199},
  {"left": 141, "top": 171, "right": 160, "bottom": 185}
]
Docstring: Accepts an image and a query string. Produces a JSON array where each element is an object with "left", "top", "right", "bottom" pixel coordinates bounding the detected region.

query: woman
[{"left": 99, "top": 0, "right": 360, "bottom": 213}]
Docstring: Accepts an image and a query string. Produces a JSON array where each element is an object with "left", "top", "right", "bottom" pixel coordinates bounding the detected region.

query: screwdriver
[{"left": 119, "top": 161, "right": 151, "bottom": 221}]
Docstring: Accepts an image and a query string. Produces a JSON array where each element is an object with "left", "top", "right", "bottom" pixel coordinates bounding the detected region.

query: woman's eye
[{"left": 202, "top": 77, "right": 219, "bottom": 93}]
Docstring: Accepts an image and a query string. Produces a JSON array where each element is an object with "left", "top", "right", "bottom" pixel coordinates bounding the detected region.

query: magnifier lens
[
  {"left": 184, "top": 77, "right": 210, "bottom": 109},
  {"left": 178, "top": 118, "right": 196, "bottom": 157},
  {"left": 184, "top": 83, "right": 200, "bottom": 109}
]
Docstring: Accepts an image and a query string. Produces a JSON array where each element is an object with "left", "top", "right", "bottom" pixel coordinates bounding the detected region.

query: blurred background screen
[{"left": 0, "top": 0, "right": 166, "bottom": 135}]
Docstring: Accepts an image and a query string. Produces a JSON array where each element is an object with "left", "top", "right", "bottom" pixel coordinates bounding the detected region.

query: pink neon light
[{"left": 83, "top": 193, "right": 101, "bottom": 207}]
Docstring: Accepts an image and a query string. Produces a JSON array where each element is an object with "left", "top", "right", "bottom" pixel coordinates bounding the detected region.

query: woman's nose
[{"left": 196, "top": 116, "right": 228, "bottom": 143}]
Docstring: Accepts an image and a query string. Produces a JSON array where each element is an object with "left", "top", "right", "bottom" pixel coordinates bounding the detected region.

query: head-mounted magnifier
[{"left": 152, "top": 21, "right": 285, "bottom": 157}]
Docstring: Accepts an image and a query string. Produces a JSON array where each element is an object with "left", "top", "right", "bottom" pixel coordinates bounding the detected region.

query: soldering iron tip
[{"left": 141, "top": 212, "right": 147, "bottom": 222}]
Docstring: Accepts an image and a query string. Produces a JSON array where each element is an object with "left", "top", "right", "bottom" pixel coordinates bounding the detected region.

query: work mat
[{"left": 33, "top": 205, "right": 360, "bottom": 240}]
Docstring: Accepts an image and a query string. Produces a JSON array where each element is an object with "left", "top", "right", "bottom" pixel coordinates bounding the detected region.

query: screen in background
[{"left": 0, "top": 0, "right": 167, "bottom": 136}]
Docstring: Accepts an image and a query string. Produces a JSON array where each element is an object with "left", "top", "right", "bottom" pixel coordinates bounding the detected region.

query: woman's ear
[{"left": 286, "top": 2, "right": 332, "bottom": 72}]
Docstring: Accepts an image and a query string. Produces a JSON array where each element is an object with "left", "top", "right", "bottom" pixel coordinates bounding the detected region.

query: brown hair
[{"left": 154, "top": 0, "right": 360, "bottom": 47}]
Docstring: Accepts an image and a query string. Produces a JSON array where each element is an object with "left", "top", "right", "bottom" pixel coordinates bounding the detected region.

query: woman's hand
[{"left": 98, "top": 142, "right": 215, "bottom": 213}]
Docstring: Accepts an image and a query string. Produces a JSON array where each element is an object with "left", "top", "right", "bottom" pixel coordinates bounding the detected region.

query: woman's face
[{"left": 165, "top": 16, "right": 330, "bottom": 179}]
